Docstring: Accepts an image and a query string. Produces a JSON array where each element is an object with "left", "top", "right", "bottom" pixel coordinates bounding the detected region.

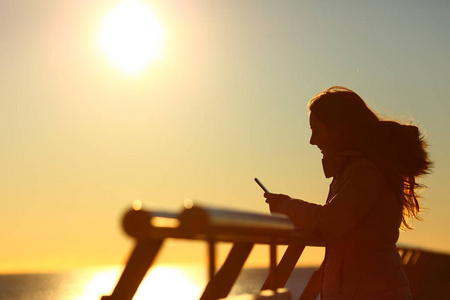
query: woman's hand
[{"left": 264, "top": 192, "right": 291, "bottom": 214}]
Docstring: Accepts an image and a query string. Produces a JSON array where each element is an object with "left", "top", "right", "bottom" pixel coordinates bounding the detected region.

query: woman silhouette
[{"left": 265, "top": 86, "right": 432, "bottom": 299}]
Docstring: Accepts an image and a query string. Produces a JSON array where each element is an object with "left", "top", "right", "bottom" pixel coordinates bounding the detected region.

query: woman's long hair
[{"left": 308, "top": 86, "right": 432, "bottom": 229}]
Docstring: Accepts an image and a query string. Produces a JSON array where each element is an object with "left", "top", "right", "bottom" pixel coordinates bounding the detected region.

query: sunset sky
[{"left": 1, "top": 0, "right": 449, "bottom": 273}]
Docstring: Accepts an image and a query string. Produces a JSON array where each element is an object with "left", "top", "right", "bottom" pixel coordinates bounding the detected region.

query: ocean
[{"left": 0, "top": 266, "right": 318, "bottom": 300}]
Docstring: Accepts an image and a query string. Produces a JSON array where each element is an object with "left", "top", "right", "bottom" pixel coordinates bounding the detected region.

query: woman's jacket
[{"left": 271, "top": 153, "right": 411, "bottom": 299}]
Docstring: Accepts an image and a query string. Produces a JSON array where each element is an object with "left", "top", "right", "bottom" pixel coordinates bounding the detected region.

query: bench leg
[
  {"left": 101, "top": 239, "right": 164, "bottom": 300},
  {"left": 262, "top": 245, "right": 305, "bottom": 291},
  {"left": 298, "top": 262, "right": 323, "bottom": 300},
  {"left": 200, "top": 242, "right": 254, "bottom": 300}
]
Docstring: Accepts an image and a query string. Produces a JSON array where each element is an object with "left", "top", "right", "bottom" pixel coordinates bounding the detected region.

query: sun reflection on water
[
  {"left": 76, "top": 266, "right": 121, "bottom": 299},
  {"left": 78, "top": 265, "right": 205, "bottom": 300},
  {"left": 134, "top": 266, "right": 205, "bottom": 300}
]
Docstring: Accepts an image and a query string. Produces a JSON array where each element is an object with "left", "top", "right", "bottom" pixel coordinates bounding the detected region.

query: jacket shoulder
[{"left": 340, "top": 157, "right": 384, "bottom": 182}]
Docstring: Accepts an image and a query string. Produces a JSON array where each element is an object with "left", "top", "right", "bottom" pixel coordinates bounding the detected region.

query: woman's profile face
[{"left": 309, "top": 113, "right": 344, "bottom": 157}]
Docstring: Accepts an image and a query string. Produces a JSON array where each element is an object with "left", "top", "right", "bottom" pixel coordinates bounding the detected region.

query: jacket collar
[{"left": 322, "top": 151, "right": 363, "bottom": 178}]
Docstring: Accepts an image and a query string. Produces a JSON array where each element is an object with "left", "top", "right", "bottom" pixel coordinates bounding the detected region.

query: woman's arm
[{"left": 267, "top": 162, "right": 383, "bottom": 239}]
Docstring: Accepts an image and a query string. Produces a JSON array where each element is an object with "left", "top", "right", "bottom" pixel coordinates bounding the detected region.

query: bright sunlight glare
[
  {"left": 79, "top": 267, "right": 122, "bottom": 299},
  {"left": 98, "top": 0, "right": 164, "bottom": 74},
  {"left": 78, "top": 265, "right": 204, "bottom": 299},
  {"left": 133, "top": 266, "right": 204, "bottom": 300}
]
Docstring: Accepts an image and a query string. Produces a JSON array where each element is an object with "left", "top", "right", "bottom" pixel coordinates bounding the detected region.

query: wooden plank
[
  {"left": 101, "top": 239, "right": 164, "bottom": 300},
  {"left": 262, "top": 245, "right": 305, "bottom": 291},
  {"left": 398, "top": 247, "right": 450, "bottom": 300},
  {"left": 179, "top": 205, "right": 295, "bottom": 236},
  {"left": 123, "top": 207, "right": 324, "bottom": 246},
  {"left": 298, "top": 263, "right": 323, "bottom": 300},
  {"left": 201, "top": 242, "right": 254, "bottom": 300}
]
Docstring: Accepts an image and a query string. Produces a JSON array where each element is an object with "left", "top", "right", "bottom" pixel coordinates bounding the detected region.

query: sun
[{"left": 98, "top": 0, "right": 165, "bottom": 74}]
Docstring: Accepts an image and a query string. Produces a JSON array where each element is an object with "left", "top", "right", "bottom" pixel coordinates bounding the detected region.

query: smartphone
[{"left": 254, "top": 178, "right": 270, "bottom": 193}]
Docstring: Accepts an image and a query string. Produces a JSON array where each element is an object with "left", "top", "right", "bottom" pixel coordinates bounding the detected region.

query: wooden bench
[
  {"left": 398, "top": 245, "right": 450, "bottom": 300},
  {"left": 101, "top": 203, "right": 324, "bottom": 300}
]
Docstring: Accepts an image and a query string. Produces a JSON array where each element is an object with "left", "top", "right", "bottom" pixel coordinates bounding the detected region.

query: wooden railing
[
  {"left": 397, "top": 245, "right": 450, "bottom": 300},
  {"left": 101, "top": 203, "right": 325, "bottom": 300},
  {"left": 101, "top": 203, "right": 450, "bottom": 300}
]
